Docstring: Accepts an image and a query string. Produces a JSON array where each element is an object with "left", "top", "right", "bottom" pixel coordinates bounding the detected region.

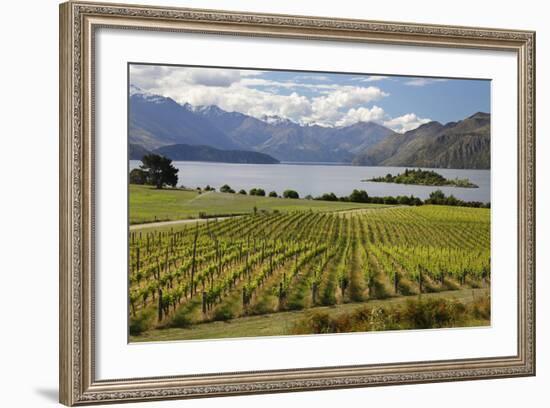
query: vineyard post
[
  {"left": 136, "top": 247, "right": 140, "bottom": 274},
  {"left": 312, "top": 282, "right": 318, "bottom": 305},
  {"left": 158, "top": 288, "right": 163, "bottom": 322},
  {"left": 278, "top": 281, "right": 285, "bottom": 309},
  {"left": 190, "top": 223, "right": 199, "bottom": 298}
]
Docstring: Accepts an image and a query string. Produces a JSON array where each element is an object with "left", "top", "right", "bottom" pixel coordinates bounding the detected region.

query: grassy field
[
  {"left": 131, "top": 288, "right": 489, "bottom": 342},
  {"left": 129, "top": 184, "right": 389, "bottom": 224}
]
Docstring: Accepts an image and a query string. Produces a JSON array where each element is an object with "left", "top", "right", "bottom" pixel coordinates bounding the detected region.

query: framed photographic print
[{"left": 59, "top": 1, "right": 536, "bottom": 405}]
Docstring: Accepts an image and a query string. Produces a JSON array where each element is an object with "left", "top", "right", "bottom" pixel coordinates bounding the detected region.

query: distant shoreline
[{"left": 128, "top": 158, "right": 490, "bottom": 172}]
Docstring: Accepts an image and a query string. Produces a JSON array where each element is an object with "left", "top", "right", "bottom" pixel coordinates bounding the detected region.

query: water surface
[{"left": 129, "top": 161, "right": 490, "bottom": 203}]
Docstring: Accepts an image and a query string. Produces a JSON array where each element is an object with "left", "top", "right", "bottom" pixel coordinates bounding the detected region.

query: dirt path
[{"left": 129, "top": 215, "right": 236, "bottom": 231}]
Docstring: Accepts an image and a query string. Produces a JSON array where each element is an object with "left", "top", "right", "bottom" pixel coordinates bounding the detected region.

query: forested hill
[{"left": 131, "top": 143, "right": 280, "bottom": 164}]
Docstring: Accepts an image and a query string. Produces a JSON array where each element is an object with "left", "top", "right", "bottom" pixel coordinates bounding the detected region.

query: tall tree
[{"left": 140, "top": 154, "right": 179, "bottom": 189}]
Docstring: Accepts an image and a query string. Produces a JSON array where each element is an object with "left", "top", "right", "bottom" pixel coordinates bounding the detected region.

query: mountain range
[{"left": 129, "top": 85, "right": 490, "bottom": 169}]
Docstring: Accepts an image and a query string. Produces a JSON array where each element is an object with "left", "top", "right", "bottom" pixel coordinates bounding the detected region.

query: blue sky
[{"left": 130, "top": 64, "right": 490, "bottom": 133}]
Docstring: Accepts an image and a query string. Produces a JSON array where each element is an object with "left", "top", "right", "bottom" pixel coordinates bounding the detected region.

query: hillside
[
  {"left": 129, "top": 143, "right": 151, "bottom": 160},
  {"left": 153, "top": 144, "right": 280, "bottom": 164},
  {"left": 353, "top": 112, "right": 490, "bottom": 169},
  {"left": 129, "top": 86, "right": 239, "bottom": 150}
]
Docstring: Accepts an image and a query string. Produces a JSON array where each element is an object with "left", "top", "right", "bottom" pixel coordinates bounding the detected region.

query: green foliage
[
  {"left": 317, "top": 192, "right": 338, "bottom": 201},
  {"left": 238, "top": 189, "right": 247, "bottom": 195},
  {"left": 129, "top": 168, "right": 149, "bottom": 185},
  {"left": 268, "top": 191, "right": 278, "bottom": 198},
  {"left": 282, "top": 190, "right": 299, "bottom": 199},
  {"left": 249, "top": 188, "right": 266, "bottom": 196},
  {"left": 291, "top": 294, "right": 489, "bottom": 334},
  {"left": 219, "top": 184, "right": 235, "bottom": 194},
  {"left": 129, "top": 309, "right": 155, "bottom": 336},
  {"left": 212, "top": 304, "right": 235, "bottom": 321},
  {"left": 348, "top": 189, "right": 369, "bottom": 203},
  {"left": 402, "top": 297, "right": 467, "bottom": 329},
  {"left": 170, "top": 306, "right": 194, "bottom": 328},
  {"left": 367, "top": 168, "right": 478, "bottom": 188},
  {"left": 140, "top": 154, "right": 179, "bottom": 189}
]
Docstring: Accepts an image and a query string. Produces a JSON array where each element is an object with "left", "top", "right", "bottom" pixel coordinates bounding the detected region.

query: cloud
[
  {"left": 307, "top": 86, "right": 389, "bottom": 125},
  {"left": 130, "top": 65, "right": 431, "bottom": 132},
  {"left": 240, "top": 77, "right": 341, "bottom": 92},
  {"left": 404, "top": 78, "right": 448, "bottom": 87},
  {"left": 383, "top": 113, "right": 431, "bottom": 133},
  {"left": 294, "top": 75, "right": 330, "bottom": 81},
  {"left": 130, "top": 65, "right": 244, "bottom": 88},
  {"left": 352, "top": 75, "right": 390, "bottom": 83},
  {"left": 336, "top": 106, "right": 386, "bottom": 127}
]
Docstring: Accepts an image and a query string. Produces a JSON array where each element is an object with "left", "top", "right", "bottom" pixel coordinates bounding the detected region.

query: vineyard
[{"left": 129, "top": 205, "right": 490, "bottom": 338}]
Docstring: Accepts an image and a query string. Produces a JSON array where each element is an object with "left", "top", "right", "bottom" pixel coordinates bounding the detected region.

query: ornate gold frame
[{"left": 59, "top": 1, "right": 536, "bottom": 405}]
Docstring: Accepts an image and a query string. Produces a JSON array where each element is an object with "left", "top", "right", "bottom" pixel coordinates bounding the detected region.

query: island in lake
[{"left": 363, "top": 168, "right": 479, "bottom": 188}]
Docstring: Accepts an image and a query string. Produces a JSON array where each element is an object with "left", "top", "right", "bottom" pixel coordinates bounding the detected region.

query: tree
[
  {"left": 349, "top": 189, "right": 369, "bottom": 203},
  {"left": 129, "top": 168, "right": 148, "bottom": 185},
  {"left": 140, "top": 154, "right": 178, "bottom": 189},
  {"left": 283, "top": 190, "right": 299, "bottom": 199},
  {"left": 238, "top": 189, "right": 247, "bottom": 195},
  {"left": 220, "top": 184, "right": 235, "bottom": 193},
  {"left": 427, "top": 189, "right": 446, "bottom": 204},
  {"left": 249, "top": 188, "right": 266, "bottom": 196},
  {"left": 268, "top": 191, "right": 278, "bottom": 198},
  {"left": 318, "top": 192, "right": 338, "bottom": 202}
]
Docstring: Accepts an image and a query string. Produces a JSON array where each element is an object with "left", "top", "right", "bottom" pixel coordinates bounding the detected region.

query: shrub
[
  {"left": 129, "top": 168, "right": 148, "bottom": 185},
  {"left": 349, "top": 189, "right": 369, "bottom": 203},
  {"left": 212, "top": 304, "right": 235, "bottom": 321},
  {"left": 248, "top": 296, "right": 276, "bottom": 315},
  {"left": 293, "top": 311, "right": 332, "bottom": 334},
  {"left": 249, "top": 188, "right": 266, "bottom": 196},
  {"left": 290, "top": 295, "right": 488, "bottom": 335},
  {"left": 129, "top": 309, "right": 154, "bottom": 336},
  {"left": 283, "top": 190, "right": 299, "bottom": 199},
  {"left": 318, "top": 192, "right": 338, "bottom": 201},
  {"left": 220, "top": 184, "right": 235, "bottom": 193},
  {"left": 268, "top": 191, "right": 278, "bottom": 197},
  {"left": 238, "top": 189, "right": 247, "bottom": 195},
  {"left": 469, "top": 293, "right": 491, "bottom": 320},
  {"left": 170, "top": 307, "right": 193, "bottom": 328},
  {"left": 402, "top": 297, "right": 466, "bottom": 329}
]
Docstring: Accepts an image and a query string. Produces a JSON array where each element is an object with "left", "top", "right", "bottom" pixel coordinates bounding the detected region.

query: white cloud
[
  {"left": 307, "top": 86, "right": 389, "bottom": 125},
  {"left": 383, "top": 113, "right": 431, "bottom": 133},
  {"left": 336, "top": 106, "right": 386, "bottom": 127},
  {"left": 130, "top": 65, "right": 243, "bottom": 89},
  {"left": 404, "top": 78, "right": 448, "bottom": 87},
  {"left": 240, "top": 77, "right": 341, "bottom": 91},
  {"left": 130, "top": 65, "right": 431, "bottom": 132},
  {"left": 352, "top": 75, "right": 390, "bottom": 83},
  {"left": 294, "top": 75, "right": 330, "bottom": 81}
]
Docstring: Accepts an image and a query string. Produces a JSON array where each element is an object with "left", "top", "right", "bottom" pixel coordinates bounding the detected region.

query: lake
[{"left": 129, "top": 161, "right": 491, "bottom": 203}]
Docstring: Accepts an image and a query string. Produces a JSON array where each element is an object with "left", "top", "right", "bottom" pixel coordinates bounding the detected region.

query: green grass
[
  {"left": 129, "top": 184, "right": 389, "bottom": 224},
  {"left": 130, "top": 288, "right": 489, "bottom": 342}
]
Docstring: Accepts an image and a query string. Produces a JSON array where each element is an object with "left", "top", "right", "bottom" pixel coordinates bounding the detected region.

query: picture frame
[{"left": 59, "top": 1, "right": 536, "bottom": 405}]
